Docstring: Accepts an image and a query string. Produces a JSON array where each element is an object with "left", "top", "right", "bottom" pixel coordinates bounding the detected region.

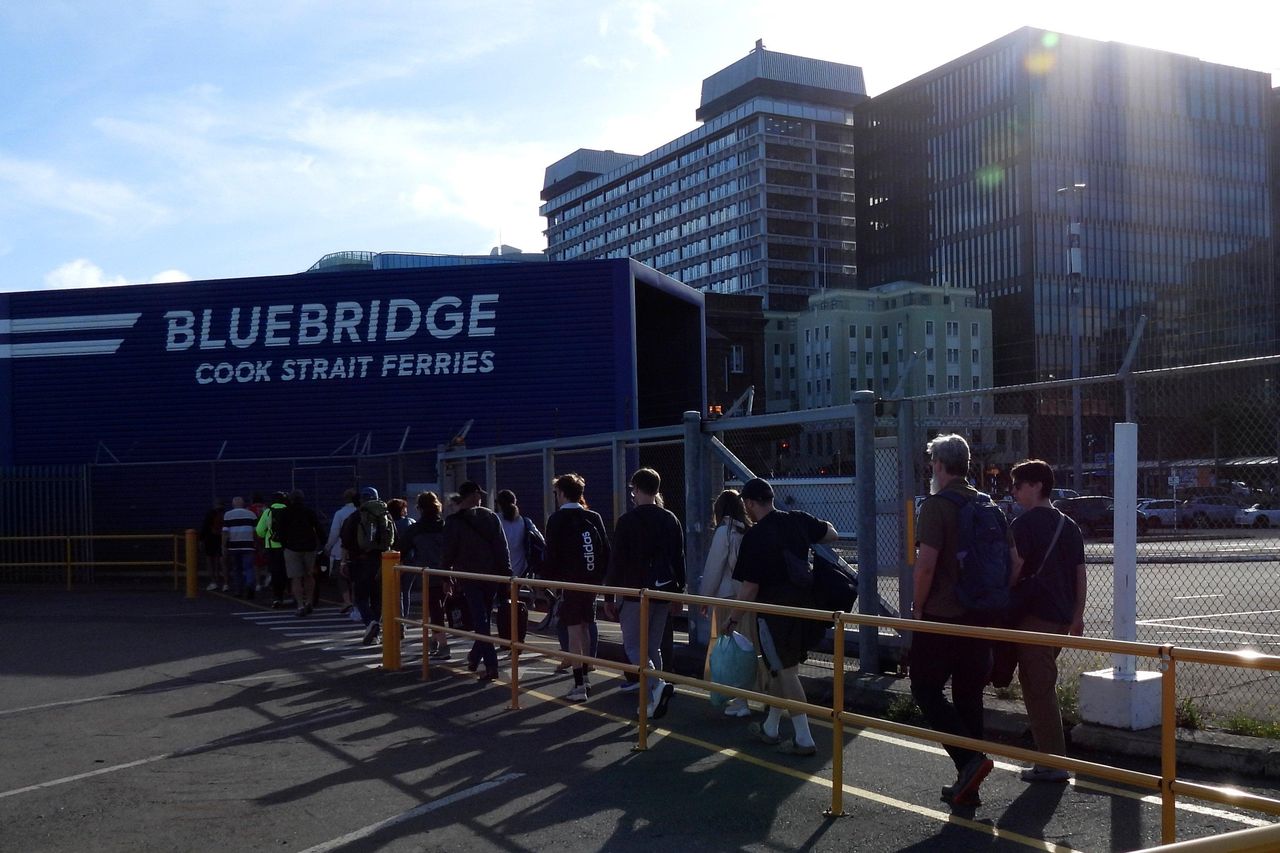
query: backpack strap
[{"left": 1026, "top": 511, "right": 1067, "bottom": 579}]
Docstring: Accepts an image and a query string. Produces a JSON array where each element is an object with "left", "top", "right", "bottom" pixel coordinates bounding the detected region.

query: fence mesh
[
  {"left": 4, "top": 357, "right": 1277, "bottom": 725},
  {"left": 912, "top": 358, "right": 1280, "bottom": 722}
]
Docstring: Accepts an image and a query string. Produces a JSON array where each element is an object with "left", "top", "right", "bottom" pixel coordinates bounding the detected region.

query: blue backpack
[{"left": 936, "top": 489, "right": 1011, "bottom": 621}]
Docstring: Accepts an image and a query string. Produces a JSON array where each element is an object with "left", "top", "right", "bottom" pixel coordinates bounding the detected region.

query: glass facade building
[
  {"left": 542, "top": 43, "right": 866, "bottom": 305},
  {"left": 855, "top": 28, "right": 1276, "bottom": 385}
]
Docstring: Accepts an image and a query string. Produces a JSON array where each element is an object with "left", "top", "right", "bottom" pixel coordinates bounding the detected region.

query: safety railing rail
[
  {"left": 0, "top": 533, "right": 187, "bottom": 591},
  {"left": 377, "top": 554, "right": 1280, "bottom": 846}
]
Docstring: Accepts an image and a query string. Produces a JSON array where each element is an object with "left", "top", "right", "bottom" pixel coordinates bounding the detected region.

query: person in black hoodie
[
  {"left": 402, "top": 491, "right": 450, "bottom": 660},
  {"left": 273, "top": 490, "right": 326, "bottom": 617},
  {"left": 544, "top": 473, "right": 611, "bottom": 701},
  {"left": 604, "top": 467, "right": 685, "bottom": 720},
  {"left": 442, "top": 481, "right": 510, "bottom": 682}
]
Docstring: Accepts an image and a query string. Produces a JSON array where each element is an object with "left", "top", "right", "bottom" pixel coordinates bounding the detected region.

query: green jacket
[{"left": 255, "top": 501, "right": 288, "bottom": 549}]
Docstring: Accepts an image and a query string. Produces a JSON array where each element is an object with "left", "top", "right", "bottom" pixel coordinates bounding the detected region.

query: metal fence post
[
  {"left": 184, "top": 529, "right": 198, "bottom": 599},
  {"left": 542, "top": 448, "right": 556, "bottom": 525},
  {"left": 683, "top": 411, "right": 710, "bottom": 646},
  {"left": 381, "top": 551, "right": 401, "bottom": 671},
  {"left": 853, "top": 390, "right": 879, "bottom": 672},
  {"left": 485, "top": 454, "right": 497, "bottom": 510},
  {"left": 612, "top": 438, "right": 627, "bottom": 525},
  {"left": 897, "top": 399, "right": 916, "bottom": 648},
  {"left": 1114, "top": 423, "right": 1138, "bottom": 678}
]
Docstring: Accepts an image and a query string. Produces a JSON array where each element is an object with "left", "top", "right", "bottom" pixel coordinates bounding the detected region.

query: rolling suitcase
[{"left": 496, "top": 599, "right": 528, "bottom": 642}]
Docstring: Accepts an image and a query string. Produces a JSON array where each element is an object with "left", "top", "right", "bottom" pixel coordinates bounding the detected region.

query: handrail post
[
  {"left": 184, "top": 529, "right": 198, "bottom": 600},
  {"left": 1160, "top": 645, "right": 1177, "bottom": 844},
  {"left": 65, "top": 537, "right": 73, "bottom": 592},
  {"left": 827, "top": 613, "right": 847, "bottom": 817},
  {"left": 381, "top": 551, "right": 401, "bottom": 671},
  {"left": 421, "top": 570, "right": 431, "bottom": 681},
  {"left": 634, "top": 591, "right": 650, "bottom": 751},
  {"left": 508, "top": 577, "right": 521, "bottom": 710}
]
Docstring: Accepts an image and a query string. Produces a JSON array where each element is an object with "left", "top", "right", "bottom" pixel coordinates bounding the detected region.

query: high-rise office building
[
  {"left": 855, "top": 27, "right": 1276, "bottom": 385},
  {"left": 542, "top": 42, "right": 866, "bottom": 306}
]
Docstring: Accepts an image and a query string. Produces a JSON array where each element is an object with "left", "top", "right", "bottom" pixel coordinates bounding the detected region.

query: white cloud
[
  {"left": 629, "top": 1, "right": 669, "bottom": 57},
  {"left": 42, "top": 259, "right": 191, "bottom": 290},
  {"left": 0, "top": 154, "right": 170, "bottom": 228}
]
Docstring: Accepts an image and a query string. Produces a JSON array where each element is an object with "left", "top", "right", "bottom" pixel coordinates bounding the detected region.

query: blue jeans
[
  {"left": 620, "top": 598, "right": 670, "bottom": 700},
  {"left": 399, "top": 572, "right": 417, "bottom": 618},
  {"left": 464, "top": 582, "right": 498, "bottom": 672},
  {"left": 228, "top": 551, "right": 255, "bottom": 594}
]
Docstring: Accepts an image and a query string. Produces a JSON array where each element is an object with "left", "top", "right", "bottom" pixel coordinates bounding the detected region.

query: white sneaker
[
  {"left": 646, "top": 679, "right": 675, "bottom": 720},
  {"left": 221, "top": 585, "right": 230, "bottom": 593},
  {"left": 565, "top": 684, "right": 589, "bottom": 702},
  {"left": 724, "top": 700, "right": 752, "bottom": 718},
  {"left": 618, "top": 680, "right": 641, "bottom": 694},
  {"left": 205, "top": 583, "right": 218, "bottom": 591}
]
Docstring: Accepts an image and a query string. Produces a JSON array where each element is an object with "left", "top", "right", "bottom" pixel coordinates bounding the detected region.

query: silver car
[{"left": 1137, "top": 499, "right": 1180, "bottom": 528}]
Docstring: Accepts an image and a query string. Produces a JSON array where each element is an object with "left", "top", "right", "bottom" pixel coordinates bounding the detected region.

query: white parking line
[
  {"left": 1139, "top": 609, "right": 1280, "bottom": 624},
  {"left": 0, "top": 708, "right": 358, "bottom": 800},
  {"left": 1172, "top": 594, "right": 1225, "bottom": 601},
  {"left": 295, "top": 773, "right": 523, "bottom": 853}
]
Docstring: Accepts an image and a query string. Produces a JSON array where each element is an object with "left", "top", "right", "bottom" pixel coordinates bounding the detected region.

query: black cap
[
  {"left": 741, "top": 477, "right": 774, "bottom": 502},
  {"left": 458, "top": 481, "right": 487, "bottom": 500}
]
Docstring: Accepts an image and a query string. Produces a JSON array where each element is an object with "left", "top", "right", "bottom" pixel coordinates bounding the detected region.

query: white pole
[{"left": 1113, "top": 422, "right": 1138, "bottom": 678}]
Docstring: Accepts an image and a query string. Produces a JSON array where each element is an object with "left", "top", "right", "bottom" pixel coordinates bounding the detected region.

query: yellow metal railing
[
  {"left": 379, "top": 555, "right": 1280, "bottom": 846},
  {"left": 0, "top": 532, "right": 195, "bottom": 594}
]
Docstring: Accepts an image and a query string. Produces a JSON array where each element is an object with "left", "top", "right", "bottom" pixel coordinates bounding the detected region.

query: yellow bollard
[
  {"left": 381, "top": 551, "right": 401, "bottom": 671},
  {"left": 184, "top": 529, "right": 198, "bottom": 600}
]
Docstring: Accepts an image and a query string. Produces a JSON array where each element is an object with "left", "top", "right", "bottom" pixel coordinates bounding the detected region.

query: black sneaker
[
  {"left": 361, "top": 623, "right": 380, "bottom": 646},
  {"left": 271, "top": 599, "right": 284, "bottom": 609},
  {"left": 950, "top": 754, "right": 993, "bottom": 806}
]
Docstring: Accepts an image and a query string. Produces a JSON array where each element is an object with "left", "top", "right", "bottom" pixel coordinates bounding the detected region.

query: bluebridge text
[{"left": 164, "top": 295, "right": 498, "bottom": 351}]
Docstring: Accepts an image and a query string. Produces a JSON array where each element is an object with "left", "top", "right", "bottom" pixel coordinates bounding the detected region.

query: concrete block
[{"left": 1079, "top": 668, "right": 1163, "bottom": 730}]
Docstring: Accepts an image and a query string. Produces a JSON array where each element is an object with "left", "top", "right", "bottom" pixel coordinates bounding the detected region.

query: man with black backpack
[
  {"left": 728, "top": 477, "right": 838, "bottom": 758},
  {"left": 442, "top": 481, "right": 510, "bottom": 682},
  {"left": 911, "top": 433, "right": 1012, "bottom": 809},
  {"left": 604, "top": 468, "right": 684, "bottom": 718},
  {"left": 341, "top": 486, "right": 396, "bottom": 646}
]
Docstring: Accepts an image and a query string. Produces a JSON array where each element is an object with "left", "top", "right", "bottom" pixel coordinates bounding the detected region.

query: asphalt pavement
[{"left": 1, "top": 589, "right": 1277, "bottom": 852}]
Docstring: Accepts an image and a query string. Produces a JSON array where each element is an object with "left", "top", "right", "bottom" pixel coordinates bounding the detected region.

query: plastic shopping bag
[{"left": 708, "top": 631, "right": 758, "bottom": 708}]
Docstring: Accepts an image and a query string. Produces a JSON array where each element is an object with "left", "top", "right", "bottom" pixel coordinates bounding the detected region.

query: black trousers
[
  {"left": 909, "top": 618, "right": 992, "bottom": 772},
  {"left": 267, "top": 549, "right": 288, "bottom": 600}
]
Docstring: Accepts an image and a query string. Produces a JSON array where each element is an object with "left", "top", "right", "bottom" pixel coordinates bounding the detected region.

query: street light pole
[{"left": 1058, "top": 182, "right": 1087, "bottom": 492}]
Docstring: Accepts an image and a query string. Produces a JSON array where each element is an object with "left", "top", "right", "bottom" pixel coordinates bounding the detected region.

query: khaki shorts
[{"left": 283, "top": 549, "right": 317, "bottom": 579}]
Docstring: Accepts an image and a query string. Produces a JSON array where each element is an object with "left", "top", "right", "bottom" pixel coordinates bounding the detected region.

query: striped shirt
[{"left": 223, "top": 508, "right": 258, "bottom": 552}]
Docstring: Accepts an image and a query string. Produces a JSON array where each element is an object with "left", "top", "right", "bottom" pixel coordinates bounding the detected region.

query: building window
[
  {"left": 730, "top": 345, "right": 744, "bottom": 374},
  {"left": 947, "top": 348, "right": 959, "bottom": 364},
  {"left": 926, "top": 347, "right": 935, "bottom": 362},
  {"left": 947, "top": 375, "right": 960, "bottom": 391},
  {"left": 948, "top": 400, "right": 961, "bottom": 416},
  {"left": 971, "top": 322, "right": 979, "bottom": 337},
  {"left": 971, "top": 348, "right": 979, "bottom": 364},
  {"left": 971, "top": 399, "right": 981, "bottom": 415},
  {"left": 926, "top": 320, "right": 934, "bottom": 335}
]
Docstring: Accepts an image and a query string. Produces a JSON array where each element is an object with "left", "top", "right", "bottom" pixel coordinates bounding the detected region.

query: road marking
[
  {"left": 0, "top": 708, "right": 358, "bottom": 800},
  {"left": 1139, "top": 609, "right": 1280, "bottom": 624},
  {"left": 1138, "top": 622, "right": 1280, "bottom": 640},
  {"left": 0, "top": 693, "right": 123, "bottom": 718},
  {"left": 1172, "top": 594, "right": 1225, "bottom": 601},
  {"left": 295, "top": 773, "right": 524, "bottom": 853}
]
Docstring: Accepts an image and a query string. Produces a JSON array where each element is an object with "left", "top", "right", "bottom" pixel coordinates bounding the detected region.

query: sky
[{"left": 1, "top": 0, "right": 1277, "bottom": 293}]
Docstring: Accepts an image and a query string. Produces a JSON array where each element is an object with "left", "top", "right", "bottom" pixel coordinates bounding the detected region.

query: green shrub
[
  {"left": 886, "top": 695, "right": 924, "bottom": 725},
  {"left": 1223, "top": 715, "right": 1280, "bottom": 740},
  {"left": 1176, "top": 697, "right": 1204, "bottom": 731}
]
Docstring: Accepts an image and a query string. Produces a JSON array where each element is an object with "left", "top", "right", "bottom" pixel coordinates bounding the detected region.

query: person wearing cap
[
  {"left": 341, "top": 485, "right": 392, "bottom": 644},
  {"left": 728, "top": 477, "right": 837, "bottom": 757},
  {"left": 254, "top": 491, "right": 291, "bottom": 608},
  {"left": 442, "top": 481, "right": 510, "bottom": 682}
]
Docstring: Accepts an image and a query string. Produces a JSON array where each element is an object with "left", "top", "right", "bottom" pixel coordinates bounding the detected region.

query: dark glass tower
[{"left": 855, "top": 27, "right": 1275, "bottom": 385}]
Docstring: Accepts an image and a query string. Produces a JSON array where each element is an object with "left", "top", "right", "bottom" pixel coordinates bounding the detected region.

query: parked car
[
  {"left": 1137, "top": 499, "right": 1181, "bottom": 528},
  {"left": 1234, "top": 503, "right": 1280, "bottom": 528},
  {"left": 1181, "top": 495, "right": 1253, "bottom": 528},
  {"left": 1050, "top": 488, "right": 1080, "bottom": 500},
  {"left": 1054, "top": 496, "right": 1148, "bottom": 538}
]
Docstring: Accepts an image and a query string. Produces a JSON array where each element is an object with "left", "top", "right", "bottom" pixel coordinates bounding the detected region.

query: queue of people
[{"left": 199, "top": 444, "right": 1086, "bottom": 807}]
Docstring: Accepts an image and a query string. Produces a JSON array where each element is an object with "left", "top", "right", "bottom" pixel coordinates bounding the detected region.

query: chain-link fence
[
  {"left": 5, "top": 355, "right": 1277, "bottom": 725},
  {"left": 900, "top": 355, "right": 1280, "bottom": 722}
]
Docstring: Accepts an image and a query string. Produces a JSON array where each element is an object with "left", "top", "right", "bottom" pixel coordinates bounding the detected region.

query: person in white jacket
[{"left": 700, "top": 489, "right": 755, "bottom": 717}]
